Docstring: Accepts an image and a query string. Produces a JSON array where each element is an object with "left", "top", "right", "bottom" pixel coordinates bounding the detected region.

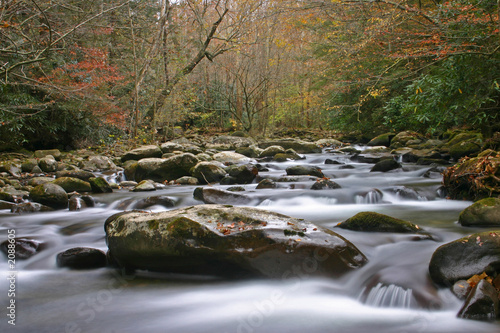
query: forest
[{"left": 1, "top": 0, "right": 499, "bottom": 150}]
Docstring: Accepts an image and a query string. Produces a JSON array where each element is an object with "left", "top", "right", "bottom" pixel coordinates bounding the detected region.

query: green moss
[
  {"left": 338, "top": 211, "right": 425, "bottom": 234},
  {"left": 148, "top": 220, "right": 160, "bottom": 230}
]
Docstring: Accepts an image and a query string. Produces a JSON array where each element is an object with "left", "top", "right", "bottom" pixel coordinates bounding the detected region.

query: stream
[{"left": 1, "top": 147, "right": 499, "bottom": 333}]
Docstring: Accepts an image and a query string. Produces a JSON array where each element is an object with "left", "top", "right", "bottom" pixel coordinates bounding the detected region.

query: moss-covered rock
[
  {"left": 370, "top": 159, "right": 401, "bottom": 172},
  {"left": 29, "top": 183, "right": 68, "bottom": 209},
  {"left": 132, "top": 180, "right": 156, "bottom": 192},
  {"left": 337, "top": 212, "right": 429, "bottom": 235},
  {"left": 428, "top": 231, "right": 500, "bottom": 286},
  {"left": 121, "top": 145, "right": 162, "bottom": 162},
  {"left": 259, "top": 145, "right": 286, "bottom": 158},
  {"left": 286, "top": 165, "right": 324, "bottom": 178},
  {"left": 191, "top": 161, "right": 227, "bottom": 184},
  {"left": 367, "top": 133, "right": 395, "bottom": 147},
  {"left": 193, "top": 187, "right": 254, "bottom": 205},
  {"left": 89, "top": 177, "right": 113, "bottom": 193},
  {"left": 449, "top": 141, "right": 482, "bottom": 161},
  {"left": 225, "top": 164, "right": 258, "bottom": 184},
  {"left": 259, "top": 138, "right": 321, "bottom": 154},
  {"left": 390, "top": 131, "right": 425, "bottom": 149},
  {"left": 52, "top": 177, "right": 92, "bottom": 193},
  {"left": 55, "top": 170, "right": 95, "bottom": 182},
  {"left": 105, "top": 204, "right": 367, "bottom": 278},
  {"left": 135, "top": 153, "right": 199, "bottom": 183},
  {"left": 459, "top": 198, "right": 500, "bottom": 227}
]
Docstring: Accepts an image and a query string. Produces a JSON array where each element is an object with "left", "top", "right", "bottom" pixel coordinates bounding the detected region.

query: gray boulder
[
  {"left": 121, "top": 145, "right": 162, "bottom": 162},
  {"left": 429, "top": 231, "right": 500, "bottom": 286},
  {"left": 34, "top": 149, "right": 62, "bottom": 161},
  {"left": 193, "top": 187, "right": 254, "bottom": 205},
  {"left": 191, "top": 161, "right": 227, "bottom": 184},
  {"left": 259, "top": 138, "right": 321, "bottom": 154},
  {"left": 212, "top": 151, "right": 253, "bottom": 164},
  {"left": 457, "top": 279, "right": 499, "bottom": 321},
  {"left": 286, "top": 165, "right": 324, "bottom": 178},
  {"left": 370, "top": 159, "right": 402, "bottom": 172},
  {"left": 105, "top": 205, "right": 367, "bottom": 278},
  {"left": 29, "top": 183, "right": 68, "bottom": 209},
  {"left": 38, "top": 156, "right": 58, "bottom": 173},
  {"left": 56, "top": 247, "right": 107, "bottom": 270},
  {"left": 259, "top": 145, "right": 286, "bottom": 158},
  {"left": 52, "top": 177, "right": 92, "bottom": 193},
  {"left": 135, "top": 153, "right": 199, "bottom": 182}
]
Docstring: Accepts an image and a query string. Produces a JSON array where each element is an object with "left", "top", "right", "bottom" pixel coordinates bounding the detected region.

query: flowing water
[{"left": 1, "top": 148, "right": 499, "bottom": 333}]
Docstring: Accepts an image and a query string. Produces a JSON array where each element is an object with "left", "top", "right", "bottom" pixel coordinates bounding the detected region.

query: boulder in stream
[
  {"left": 370, "top": 159, "right": 402, "bottom": 172},
  {"left": 1, "top": 238, "right": 44, "bottom": 259},
  {"left": 121, "top": 145, "right": 163, "bottom": 162},
  {"left": 29, "top": 183, "right": 68, "bottom": 209},
  {"left": 89, "top": 177, "right": 113, "bottom": 193},
  {"left": 429, "top": 231, "right": 500, "bottom": 286},
  {"left": 191, "top": 161, "right": 227, "bottom": 184},
  {"left": 337, "top": 212, "right": 431, "bottom": 237},
  {"left": 458, "top": 198, "right": 500, "bottom": 227},
  {"left": 457, "top": 279, "right": 499, "bottom": 321},
  {"left": 193, "top": 187, "right": 254, "bottom": 205},
  {"left": 105, "top": 205, "right": 367, "bottom": 278},
  {"left": 52, "top": 177, "right": 92, "bottom": 193},
  {"left": 135, "top": 153, "right": 199, "bottom": 183},
  {"left": 56, "top": 247, "right": 107, "bottom": 270},
  {"left": 286, "top": 165, "right": 324, "bottom": 178}
]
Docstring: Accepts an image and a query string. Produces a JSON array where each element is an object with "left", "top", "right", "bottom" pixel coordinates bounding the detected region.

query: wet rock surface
[{"left": 105, "top": 204, "right": 367, "bottom": 278}]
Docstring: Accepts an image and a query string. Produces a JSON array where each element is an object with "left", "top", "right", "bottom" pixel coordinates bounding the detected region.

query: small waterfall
[
  {"left": 355, "top": 189, "right": 383, "bottom": 204},
  {"left": 360, "top": 283, "right": 413, "bottom": 308}
]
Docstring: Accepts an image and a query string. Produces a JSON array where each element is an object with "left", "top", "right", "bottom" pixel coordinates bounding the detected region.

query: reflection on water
[{"left": 0, "top": 150, "right": 499, "bottom": 332}]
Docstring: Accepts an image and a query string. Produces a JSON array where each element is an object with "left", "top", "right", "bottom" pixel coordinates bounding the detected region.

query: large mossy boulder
[
  {"left": 135, "top": 153, "right": 199, "bottom": 183},
  {"left": 390, "top": 131, "right": 425, "bottom": 149},
  {"left": 259, "top": 138, "right": 321, "bottom": 154},
  {"left": 191, "top": 161, "right": 227, "bottom": 184},
  {"left": 259, "top": 145, "right": 286, "bottom": 158},
  {"left": 224, "top": 164, "right": 258, "bottom": 184},
  {"left": 38, "top": 156, "right": 58, "bottom": 173},
  {"left": 121, "top": 145, "right": 163, "bottom": 162},
  {"left": 429, "top": 231, "right": 500, "bottom": 286},
  {"left": 52, "top": 177, "right": 92, "bottom": 193},
  {"left": 105, "top": 205, "right": 367, "bottom": 278},
  {"left": 55, "top": 170, "right": 95, "bottom": 182},
  {"left": 286, "top": 165, "right": 324, "bottom": 178},
  {"left": 337, "top": 211, "right": 428, "bottom": 235},
  {"left": 442, "top": 153, "right": 500, "bottom": 201},
  {"left": 449, "top": 141, "right": 482, "bottom": 161},
  {"left": 206, "top": 135, "right": 256, "bottom": 150},
  {"left": 459, "top": 198, "right": 500, "bottom": 227},
  {"left": 367, "top": 133, "right": 395, "bottom": 147},
  {"left": 29, "top": 183, "right": 68, "bottom": 209}
]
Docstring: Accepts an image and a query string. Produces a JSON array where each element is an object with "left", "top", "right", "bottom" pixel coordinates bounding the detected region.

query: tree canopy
[{"left": 1, "top": 0, "right": 499, "bottom": 149}]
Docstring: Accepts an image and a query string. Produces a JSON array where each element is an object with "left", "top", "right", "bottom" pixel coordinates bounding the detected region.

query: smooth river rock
[{"left": 105, "top": 205, "right": 367, "bottom": 278}]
